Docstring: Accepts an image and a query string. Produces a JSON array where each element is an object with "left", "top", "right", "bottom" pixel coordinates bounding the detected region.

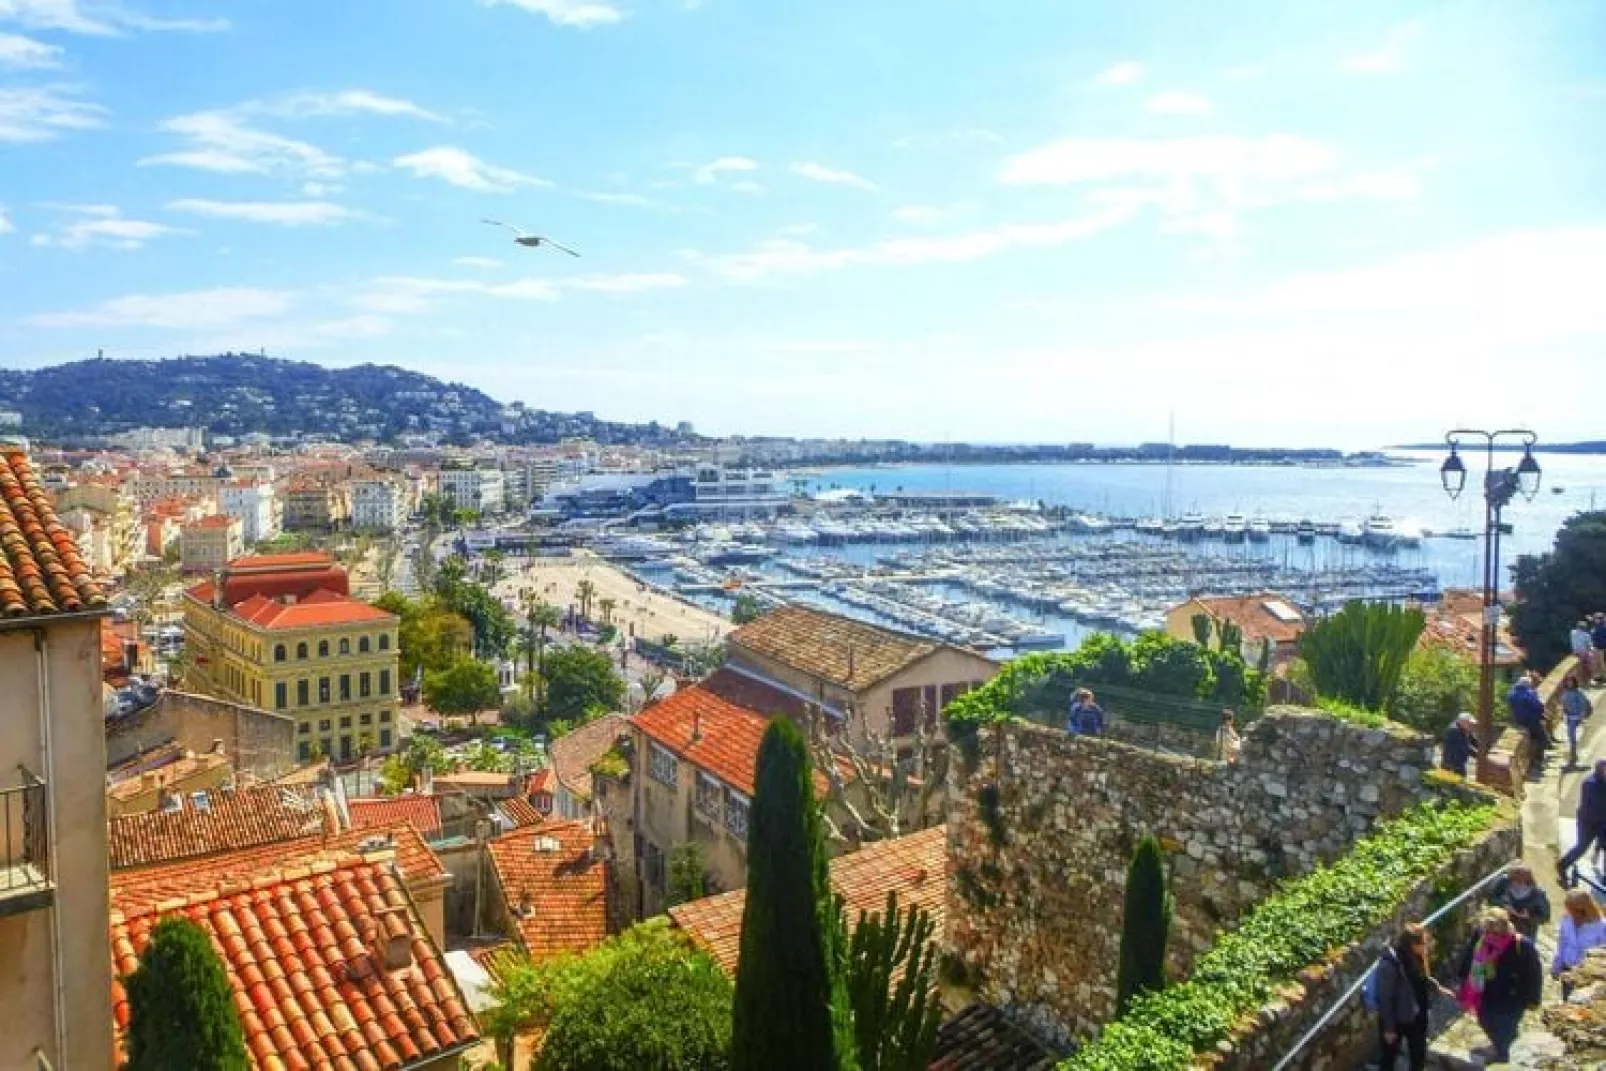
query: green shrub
[
  {"left": 1115, "top": 835, "right": 1172, "bottom": 1016},
  {"left": 124, "top": 917, "right": 248, "bottom": 1071},
  {"left": 1313, "top": 697, "right": 1391, "bottom": 728},
  {"left": 1299, "top": 601, "right": 1425, "bottom": 712},
  {"left": 1389, "top": 647, "right": 1479, "bottom": 734},
  {"left": 1063, "top": 800, "right": 1497, "bottom": 1070}
]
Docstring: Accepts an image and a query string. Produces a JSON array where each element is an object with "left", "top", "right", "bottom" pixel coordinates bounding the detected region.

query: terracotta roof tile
[
  {"left": 496, "top": 797, "right": 543, "bottom": 828},
  {"left": 110, "top": 855, "right": 477, "bottom": 1069},
  {"left": 729, "top": 605, "right": 940, "bottom": 690},
  {"left": 348, "top": 797, "right": 444, "bottom": 840},
  {"left": 668, "top": 827, "right": 945, "bottom": 975},
  {"left": 548, "top": 713, "right": 630, "bottom": 803},
  {"left": 108, "top": 786, "right": 331, "bottom": 870},
  {"left": 928, "top": 1003, "right": 1059, "bottom": 1070},
  {"left": 484, "top": 821, "right": 608, "bottom": 961},
  {"left": 631, "top": 679, "right": 774, "bottom": 795},
  {"left": 186, "top": 513, "right": 238, "bottom": 530},
  {"left": 1179, "top": 593, "right": 1308, "bottom": 646},
  {"left": 0, "top": 447, "right": 107, "bottom": 617}
]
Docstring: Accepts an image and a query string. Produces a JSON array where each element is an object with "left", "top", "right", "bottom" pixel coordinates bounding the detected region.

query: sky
[{"left": 0, "top": 0, "right": 1603, "bottom": 448}]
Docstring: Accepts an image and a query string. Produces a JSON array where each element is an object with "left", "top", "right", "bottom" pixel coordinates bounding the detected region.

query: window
[
  {"left": 891, "top": 687, "right": 922, "bottom": 737},
  {"left": 648, "top": 743, "right": 679, "bottom": 786},
  {"left": 360, "top": 672, "right": 371, "bottom": 698},
  {"left": 379, "top": 634, "right": 391, "bottom": 651},
  {"left": 274, "top": 644, "right": 286, "bottom": 662},
  {"left": 695, "top": 773, "right": 723, "bottom": 823},
  {"left": 275, "top": 682, "right": 288, "bottom": 710},
  {"left": 339, "top": 715, "right": 352, "bottom": 729},
  {"left": 319, "top": 719, "right": 331, "bottom": 732},
  {"left": 318, "top": 677, "right": 331, "bottom": 703},
  {"left": 359, "top": 636, "right": 371, "bottom": 653},
  {"left": 298, "top": 741, "right": 310, "bottom": 762},
  {"left": 339, "top": 674, "right": 351, "bottom": 701},
  {"left": 296, "top": 642, "right": 308, "bottom": 660},
  {"left": 339, "top": 638, "right": 350, "bottom": 655},
  {"left": 379, "top": 729, "right": 392, "bottom": 748},
  {"left": 321, "top": 739, "right": 333, "bottom": 758},
  {"left": 360, "top": 713, "right": 372, "bottom": 726},
  {"left": 318, "top": 640, "right": 330, "bottom": 658},
  {"left": 297, "top": 721, "right": 309, "bottom": 735},
  {"left": 641, "top": 840, "right": 665, "bottom": 892},
  {"left": 379, "top": 669, "right": 391, "bottom": 695},
  {"left": 379, "top": 710, "right": 392, "bottom": 723},
  {"left": 297, "top": 680, "right": 309, "bottom": 706},
  {"left": 725, "top": 790, "right": 750, "bottom": 840}
]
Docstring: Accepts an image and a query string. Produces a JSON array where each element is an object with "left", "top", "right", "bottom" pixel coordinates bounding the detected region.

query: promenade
[{"left": 492, "top": 551, "right": 734, "bottom": 648}]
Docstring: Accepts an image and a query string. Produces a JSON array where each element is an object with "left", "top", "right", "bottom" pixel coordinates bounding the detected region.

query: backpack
[{"left": 1362, "top": 957, "right": 1388, "bottom": 1013}]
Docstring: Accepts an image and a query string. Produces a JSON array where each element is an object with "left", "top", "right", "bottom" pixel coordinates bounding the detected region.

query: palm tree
[
  {"left": 482, "top": 549, "right": 505, "bottom": 589},
  {"left": 576, "top": 578, "right": 597, "bottom": 623},
  {"left": 520, "top": 596, "right": 562, "bottom": 706},
  {"left": 599, "top": 597, "right": 616, "bottom": 627}
]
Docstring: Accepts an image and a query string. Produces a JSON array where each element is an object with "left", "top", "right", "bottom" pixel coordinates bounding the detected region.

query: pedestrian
[
  {"left": 1455, "top": 907, "right": 1544, "bottom": 1063},
  {"left": 1563, "top": 675, "right": 1594, "bottom": 768},
  {"left": 1486, "top": 864, "right": 1551, "bottom": 938},
  {"left": 1441, "top": 712, "right": 1479, "bottom": 778},
  {"left": 1067, "top": 688, "right": 1105, "bottom": 736},
  {"left": 1592, "top": 614, "right": 1606, "bottom": 685},
  {"left": 1508, "top": 671, "right": 1550, "bottom": 759},
  {"left": 1377, "top": 923, "right": 1452, "bottom": 1071},
  {"left": 1558, "top": 758, "right": 1606, "bottom": 888},
  {"left": 1214, "top": 708, "right": 1241, "bottom": 763},
  {"left": 1552, "top": 889, "right": 1606, "bottom": 999},
  {"left": 1571, "top": 620, "right": 1596, "bottom": 683}
]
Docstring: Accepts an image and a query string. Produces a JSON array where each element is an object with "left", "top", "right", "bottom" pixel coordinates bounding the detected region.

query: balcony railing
[{"left": 0, "top": 765, "right": 53, "bottom": 916}]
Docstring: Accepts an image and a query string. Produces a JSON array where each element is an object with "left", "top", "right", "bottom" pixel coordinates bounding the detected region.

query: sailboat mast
[{"left": 1164, "top": 412, "right": 1175, "bottom": 520}]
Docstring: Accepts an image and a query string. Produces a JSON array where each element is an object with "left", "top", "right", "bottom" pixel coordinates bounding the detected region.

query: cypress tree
[
  {"left": 1115, "top": 834, "right": 1172, "bottom": 1016},
  {"left": 125, "top": 916, "right": 249, "bottom": 1071},
  {"left": 731, "top": 718, "right": 845, "bottom": 1071}
]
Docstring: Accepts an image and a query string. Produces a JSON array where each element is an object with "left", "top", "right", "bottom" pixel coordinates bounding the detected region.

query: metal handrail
[{"left": 1269, "top": 862, "right": 1515, "bottom": 1071}]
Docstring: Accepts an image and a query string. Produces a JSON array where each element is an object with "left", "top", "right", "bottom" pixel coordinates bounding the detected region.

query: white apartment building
[
  {"left": 438, "top": 467, "right": 505, "bottom": 516},
  {"left": 219, "top": 480, "right": 280, "bottom": 544},
  {"left": 351, "top": 478, "right": 408, "bottom": 533}
]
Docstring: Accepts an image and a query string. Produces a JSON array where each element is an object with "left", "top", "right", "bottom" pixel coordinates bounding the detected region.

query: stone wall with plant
[{"left": 944, "top": 708, "right": 1487, "bottom": 1045}]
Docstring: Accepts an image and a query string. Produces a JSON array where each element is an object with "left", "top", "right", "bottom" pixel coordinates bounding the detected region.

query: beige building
[
  {"left": 179, "top": 513, "right": 244, "bottom": 574},
  {"left": 282, "top": 480, "right": 352, "bottom": 532},
  {"left": 0, "top": 445, "right": 115, "bottom": 1070},
  {"left": 725, "top": 605, "right": 998, "bottom": 745},
  {"left": 1163, "top": 593, "right": 1308, "bottom": 669}
]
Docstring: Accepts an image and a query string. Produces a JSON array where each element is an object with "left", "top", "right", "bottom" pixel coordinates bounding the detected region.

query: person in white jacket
[{"left": 1552, "top": 889, "right": 1606, "bottom": 999}]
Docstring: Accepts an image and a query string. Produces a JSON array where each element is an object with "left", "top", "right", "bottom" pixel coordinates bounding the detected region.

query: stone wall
[
  {"left": 945, "top": 707, "right": 1471, "bottom": 1045},
  {"left": 106, "top": 689, "right": 296, "bottom": 782},
  {"left": 1216, "top": 816, "right": 1516, "bottom": 1070}
]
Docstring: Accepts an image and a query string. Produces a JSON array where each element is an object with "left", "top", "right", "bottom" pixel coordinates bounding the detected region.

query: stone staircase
[{"left": 1421, "top": 929, "right": 1569, "bottom": 1069}]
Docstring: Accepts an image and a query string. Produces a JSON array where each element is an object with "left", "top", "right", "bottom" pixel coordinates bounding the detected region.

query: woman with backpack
[
  {"left": 1456, "top": 907, "right": 1545, "bottom": 1062},
  {"left": 1374, "top": 923, "right": 1451, "bottom": 1070}
]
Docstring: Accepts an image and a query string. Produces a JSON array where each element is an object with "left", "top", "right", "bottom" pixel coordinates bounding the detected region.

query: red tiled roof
[
  {"left": 527, "top": 768, "right": 554, "bottom": 797},
  {"left": 632, "top": 681, "right": 775, "bottom": 796},
  {"left": 110, "top": 855, "right": 478, "bottom": 1070},
  {"left": 230, "top": 551, "right": 337, "bottom": 570},
  {"left": 1179, "top": 593, "right": 1307, "bottom": 646},
  {"left": 108, "top": 786, "right": 332, "bottom": 870},
  {"left": 484, "top": 821, "right": 608, "bottom": 961},
  {"left": 198, "top": 586, "right": 396, "bottom": 631},
  {"left": 699, "top": 667, "right": 813, "bottom": 719},
  {"left": 497, "top": 797, "right": 543, "bottom": 828},
  {"left": 186, "top": 513, "right": 238, "bottom": 530},
  {"left": 0, "top": 447, "right": 106, "bottom": 617},
  {"left": 548, "top": 713, "right": 630, "bottom": 803},
  {"left": 669, "top": 826, "right": 946, "bottom": 975},
  {"left": 349, "top": 796, "right": 444, "bottom": 840},
  {"left": 729, "top": 605, "right": 942, "bottom": 690},
  {"left": 111, "top": 826, "right": 448, "bottom": 913}
]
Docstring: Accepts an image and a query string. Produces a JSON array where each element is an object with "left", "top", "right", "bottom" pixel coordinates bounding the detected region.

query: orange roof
[
  {"left": 484, "top": 821, "right": 608, "bottom": 961},
  {"left": 111, "top": 826, "right": 448, "bottom": 913},
  {"left": 527, "top": 768, "right": 554, "bottom": 797},
  {"left": 230, "top": 551, "right": 337, "bottom": 570},
  {"left": 349, "top": 796, "right": 444, "bottom": 840},
  {"left": 1181, "top": 593, "right": 1308, "bottom": 646},
  {"left": 1418, "top": 588, "right": 1524, "bottom": 668},
  {"left": 108, "top": 786, "right": 332, "bottom": 870},
  {"left": 107, "top": 752, "right": 231, "bottom": 803},
  {"left": 548, "top": 713, "right": 630, "bottom": 803},
  {"left": 669, "top": 826, "right": 946, "bottom": 974},
  {"left": 632, "top": 679, "right": 774, "bottom": 795},
  {"left": 0, "top": 448, "right": 106, "bottom": 617},
  {"left": 221, "top": 588, "right": 395, "bottom": 631},
  {"left": 186, "top": 513, "right": 238, "bottom": 530},
  {"left": 110, "top": 854, "right": 478, "bottom": 1069},
  {"left": 497, "top": 797, "right": 544, "bottom": 828},
  {"left": 729, "top": 605, "right": 946, "bottom": 690}
]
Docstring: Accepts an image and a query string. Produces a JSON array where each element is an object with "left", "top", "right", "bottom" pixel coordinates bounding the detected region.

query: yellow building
[
  {"left": 182, "top": 552, "right": 402, "bottom": 763},
  {"left": 179, "top": 513, "right": 244, "bottom": 574}
]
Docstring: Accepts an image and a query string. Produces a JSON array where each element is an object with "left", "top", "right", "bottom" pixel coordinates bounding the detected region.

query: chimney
[
  {"left": 420, "top": 765, "right": 434, "bottom": 794},
  {"left": 211, "top": 569, "right": 225, "bottom": 609},
  {"left": 691, "top": 707, "right": 702, "bottom": 743},
  {"left": 210, "top": 738, "right": 226, "bottom": 755}
]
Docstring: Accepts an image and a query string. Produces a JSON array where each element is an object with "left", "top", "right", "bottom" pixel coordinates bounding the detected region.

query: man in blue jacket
[
  {"left": 1558, "top": 758, "right": 1606, "bottom": 887},
  {"left": 1508, "top": 672, "right": 1550, "bottom": 758}
]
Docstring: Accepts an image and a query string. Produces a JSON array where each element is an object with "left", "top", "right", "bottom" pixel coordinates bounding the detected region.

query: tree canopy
[
  {"left": 424, "top": 656, "right": 503, "bottom": 719},
  {"left": 731, "top": 592, "right": 764, "bottom": 625},
  {"left": 124, "top": 917, "right": 249, "bottom": 1071},
  {"left": 541, "top": 644, "right": 627, "bottom": 725},
  {"left": 1512, "top": 511, "right": 1606, "bottom": 668},
  {"left": 374, "top": 591, "right": 474, "bottom": 680},
  {"left": 1298, "top": 601, "right": 1425, "bottom": 712}
]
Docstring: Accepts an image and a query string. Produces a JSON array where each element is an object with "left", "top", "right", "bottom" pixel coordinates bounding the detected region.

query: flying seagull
[{"left": 481, "top": 219, "right": 580, "bottom": 256}]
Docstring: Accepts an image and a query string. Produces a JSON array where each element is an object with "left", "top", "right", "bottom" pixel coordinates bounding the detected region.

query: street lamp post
[{"left": 1439, "top": 429, "right": 1542, "bottom": 783}]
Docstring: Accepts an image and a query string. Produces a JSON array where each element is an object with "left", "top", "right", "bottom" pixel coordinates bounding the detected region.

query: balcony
[{"left": 0, "top": 766, "right": 53, "bottom": 917}]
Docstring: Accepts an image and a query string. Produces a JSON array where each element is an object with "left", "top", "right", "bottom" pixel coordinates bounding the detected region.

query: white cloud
[
  {"left": 301, "top": 181, "right": 340, "bottom": 197},
  {"left": 1159, "top": 211, "right": 1236, "bottom": 241},
  {"left": 1344, "top": 21, "right": 1419, "bottom": 75},
  {"left": 30, "top": 286, "right": 294, "bottom": 329},
  {"left": 1095, "top": 61, "right": 1143, "bottom": 87},
  {"left": 1147, "top": 92, "right": 1212, "bottom": 116},
  {"left": 729, "top": 180, "right": 764, "bottom": 195},
  {"left": 892, "top": 128, "right": 1003, "bottom": 150},
  {"left": 140, "top": 110, "right": 345, "bottom": 178},
  {"left": 790, "top": 161, "right": 879, "bottom": 193},
  {"left": 695, "top": 207, "right": 1134, "bottom": 282},
  {"left": 31, "top": 204, "right": 184, "bottom": 248},
  {"left": 481, "top": 0, "right": 624, "bottom": 28},
  {"left": 166, "top": 199, "right": 358, "bottom": 226},
  {"left": 693, "top": 155, "right": 759, "bottom": 184},
  {"left": 254, "top": 89, "right": 444, "bottom": 123},
  {"left": 999, "top": 135, "right": 1336, "bottom": 186},
  {"left": 393, "top": 146, "right": 548, "bottom": 192},
  {"left": 0, "top": 84, "right": 105, "bottom": 141},
  {"left": 0, "top": 31, "right": 61, "bottom": 67},
  {"left": 452, "top": 255, "right": 503, "bottom": 268},
  {"left": 0, "top": 0, "right": 226, "bottom": 34}
]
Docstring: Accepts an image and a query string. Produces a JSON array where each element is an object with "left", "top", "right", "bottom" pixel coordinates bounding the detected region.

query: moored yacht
[
  {"left": 1336, "top": 520, "right": 1364, "bottom": 545},
  {"left": 1178, "top": 512, "right": 1206, "bottom": 541},
  {"left": 1246, "top": 515, "right": 1271, "bottom": 542},
  {"left": 1295, "top": 519, "right": 1317, "bottom": 544},
  {"left": 1362, "top": 513, "right": 1398, "bottom": 550},
  {"left": 1223, "top": 513, "right": 1248, "bottom": 542}
]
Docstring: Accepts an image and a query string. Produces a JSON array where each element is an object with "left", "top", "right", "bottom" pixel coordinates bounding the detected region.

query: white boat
[
  {"left": 1247, "top": 515, "right": 1271, "bottom": 542},
  {"left": 1134, "top": 517, "right": 1165, "bottom": 536},
  {"left": 1201, "top": 518, "right": 1225, "bottom": 539},
  {"left": 1362, "top": 513, "right": 1397, "bottom": 550},
  {"left": 1395, "top": 524, "right": 1422, "bottom": 549},
  {"left": 1336, "top": 521, "right": 1365, "bottom": 545},
  {"left": 1177, "top": 512, "right": 1206, "bottom": 541},
  {"left": 1295, "top": 519, "right": 1317, "bottom": 544},
  {"left": 1223, "top": 514, "right": 1248, "bottom": 542}
]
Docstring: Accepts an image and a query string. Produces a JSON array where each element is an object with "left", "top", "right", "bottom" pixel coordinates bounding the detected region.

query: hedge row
[{"left": 1062, "top": 799, "right": 1498, "bottom": 1071}]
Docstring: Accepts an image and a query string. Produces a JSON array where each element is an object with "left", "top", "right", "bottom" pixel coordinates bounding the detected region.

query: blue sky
[{"left": 1, "top": 0, "right": 1603, "bottom": 447}]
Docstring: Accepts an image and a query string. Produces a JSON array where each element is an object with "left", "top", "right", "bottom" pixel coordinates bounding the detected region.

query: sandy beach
[{"left": 493, "top": 551, "right": 734, "bottom": 647}]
